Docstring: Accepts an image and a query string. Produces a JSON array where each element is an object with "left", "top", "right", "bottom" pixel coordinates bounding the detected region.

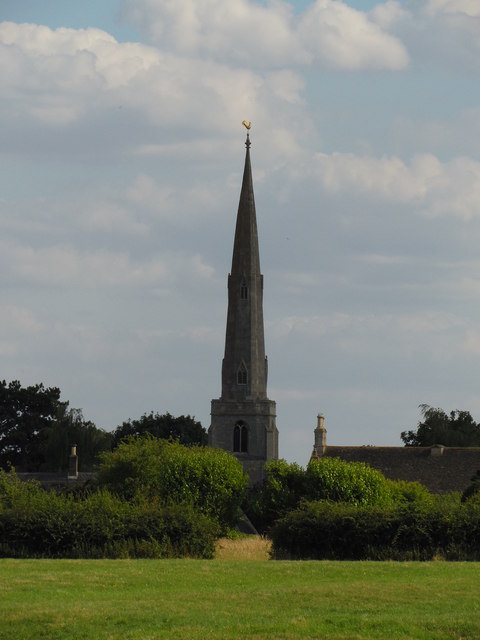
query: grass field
[{"left": 1, "top": 539, "right": 480, "bottom": 639}]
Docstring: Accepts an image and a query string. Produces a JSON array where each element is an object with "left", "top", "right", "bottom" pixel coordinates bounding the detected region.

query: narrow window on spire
[
  {"left": 240, "top": 279, "right": 248, "bottom": 300},
  {"left": 233, "top": 421, "right": 248, "bottom": 453},
  {"left": 237, "top": 362, "right": 248, "bottom": 385}
]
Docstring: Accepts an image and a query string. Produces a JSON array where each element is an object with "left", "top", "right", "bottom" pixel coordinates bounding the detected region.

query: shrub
[
  {"left": 387, "top": 479, "right": 434, "bottom": 509},
  {"left": 270, "top": 498, "right": 480, "bottom": 561},
  {"left": 96, "top": 436, "right": 247, "bottom": 531},
  {"left": 243, "top": 459, "right": 306, "bottom": 532},
  {"left": 461, "top": 470, "right": 480, "bottom": 502},
  {"left": 0, "top": 469, "right": 219, "bottom": 559},
  {"left": 306, "top": 457, "right": 391, "bottom": 507}
]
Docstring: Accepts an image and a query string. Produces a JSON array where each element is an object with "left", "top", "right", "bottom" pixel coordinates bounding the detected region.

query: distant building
[
  {"left": 208, "top": 131, "right": 278, "bottom": 485},
  {"left": 311, "top": 415, "right": 480, "bottom": 494}
]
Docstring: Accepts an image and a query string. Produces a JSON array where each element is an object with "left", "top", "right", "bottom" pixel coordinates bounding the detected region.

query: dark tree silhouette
[
  {"left": 401, "top": 404, "right": 480, "bottom": 447},
  {"left": 0, "top": 379, "right": 61, "bottom": 470},
  {"left": 0, "top": 380, "right": 111, "bottom": 471},
  {"left": 112, "top": 411, "right": 207, "bottom": 448}
]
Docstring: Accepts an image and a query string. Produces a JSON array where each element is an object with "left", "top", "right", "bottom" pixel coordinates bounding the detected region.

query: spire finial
[{"left": 242, "top": 120, "right": 252, "bottom": 148}]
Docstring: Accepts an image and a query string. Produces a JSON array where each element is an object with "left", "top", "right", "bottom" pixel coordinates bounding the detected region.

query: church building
[{"left": 208, "top": 128, "right": 278, "bottom": 485}]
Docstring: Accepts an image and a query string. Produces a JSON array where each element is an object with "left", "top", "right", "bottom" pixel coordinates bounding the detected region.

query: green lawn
[{"left": 1, "top": 559, "right": 479, "bottom": 639}]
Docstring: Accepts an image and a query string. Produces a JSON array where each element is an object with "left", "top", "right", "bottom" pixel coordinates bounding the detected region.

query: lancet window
[
  {"left": 240, "top": 279, "right": 248, "bottom": 300},
  {"left": 233, "top": 421, "right": 249, "bottom": 453},
  {"left": 237, "top": 362, "right": 248, "bottom": 385}
]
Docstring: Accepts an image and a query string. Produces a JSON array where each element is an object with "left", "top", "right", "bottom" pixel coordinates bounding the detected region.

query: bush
[
  {"left": 462, "top": 470, "right": 480, "bottom": 502},
  {"left": 306, "top": 457, "right": 391, "bottom": 507},
  {"left": 0, "top": 469, "right": 219, "bottom": 558},
  {"left": 270, "top": 498, "right": 480, "bottom": 561},
  {"left": 244, "top": 459, "right": 435, "bottom": 532},
  {"left": 96, "top": 436, "right": 247, "bottom": 531},
  {"left": 387, "top": 479, "right": 434, "bottom": 509},
  {"left": 243, "top": 459, "right": 306, "bottom": 533}
]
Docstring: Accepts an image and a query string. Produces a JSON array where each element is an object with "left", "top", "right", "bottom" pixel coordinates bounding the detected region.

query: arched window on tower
[
  {"left": 233, "top": 421, "right": 248, "bottom": 453},
  {"left": 237, "top": 361, "right": 248, "bottom": 385},
  {"left": 240, "top": 279, "right": 248, "bottom": 300}
]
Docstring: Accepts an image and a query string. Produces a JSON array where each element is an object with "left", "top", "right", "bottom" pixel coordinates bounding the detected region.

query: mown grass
[{"left": 1, "top": 551, "right": 480, "bottom": 639}]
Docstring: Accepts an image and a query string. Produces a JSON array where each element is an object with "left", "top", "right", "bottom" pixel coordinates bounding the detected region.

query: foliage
[
  {"left": 401, "top": 404, "right": 480, "bottom": 447},
  {"left": 243, "top": 459, "right": 306, "bottom": 532},
  {"left": 42, "top": 405, "right": 112, "bottom": 472},
  {"left": 386, "top": 479, "right": 434, "bottom": 509},
  {"left": 305, "top": 456, "right": 392, "bottom": 507},
  {"left": 96, "top": 436, "right": 248, "bottom": 531},
  {"left": 0, "top": 379, "right": 61, "bottom": 471},
  {"left": 0, "top": 380, "right": 111, "bottom": 472},
  {"left": 112, "top": 411, "right": 207, "bottom": 448},
  {"left": 245, "top": 457, "right": 435, "bottom": 532},
  {"left": 461, "top": 470, "right": 480, "bottom": 502},
  {"left": 0, "top": 469, "right": 218, "bottom": 559},
  {"left": 270, "top": 497, "right": 480, "bottom": 561}
]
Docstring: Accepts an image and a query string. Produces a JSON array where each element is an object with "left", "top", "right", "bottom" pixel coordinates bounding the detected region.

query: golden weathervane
[{"left": 242, "top": 120, "right": 252, "bottom": 130}]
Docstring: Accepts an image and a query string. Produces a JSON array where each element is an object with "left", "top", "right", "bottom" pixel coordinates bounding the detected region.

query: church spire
[
  {"left": 230, "top": 132, "right": 261, "bottom": 279},
  {"left": 221, "top": 130, "right": 267, "bottom": 400},
  {"left": 209, "top": 125, "right": 278, "bottom": 485}
]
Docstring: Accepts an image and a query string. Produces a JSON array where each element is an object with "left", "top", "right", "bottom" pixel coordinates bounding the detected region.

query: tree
[
  {"left": 0, "top": 379, "right": 111, "bottom": 472},
  {"left": 243, "top": 459, "right": 307, "bottom": 532},
  {"left": 112, "top": 411, "right": 207, "bottom": 448},
  {"left": 96, "top": 436, "right": 247, "bottom": 531},
  {"left": 0, "top": 380, "right": 61, "bottom": 471},
  {"left": 42, "top": 405, "right": 112, "bottom": 472},
  {"left": 401, "top": 404, "right": 480, "bottom": 447},
  {"left": 306, "top": 457, "right": 391, "bottom": 507}
]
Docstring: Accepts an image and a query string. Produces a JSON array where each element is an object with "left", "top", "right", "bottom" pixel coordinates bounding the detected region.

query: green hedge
[
  {"left": 270, "top": 499, "right": 480, "bottom": 561},
  {"left": 0, "top": 470, "right": 219, "bottom": 559},
  {"left": 244, "top": 457, "right": 412, "bottom": 533},
  {"left": 96, "top": 436, "right": 247, "bottom": 531},
  {"left": 306, "top": 457, "right": 392, "bottom": 506}
]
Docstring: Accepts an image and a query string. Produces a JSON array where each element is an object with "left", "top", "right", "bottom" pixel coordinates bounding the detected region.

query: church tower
[{"left": 209, "top": 128, "right": 278, "bottom": 485}]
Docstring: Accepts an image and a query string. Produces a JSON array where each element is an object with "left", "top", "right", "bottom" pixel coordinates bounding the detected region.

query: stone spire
[
  {"left": 209, "top": 128, "right": 278, "bottom": 485},
  {"left": 221, "top": 132, "right": 267, "bottom": 401}
]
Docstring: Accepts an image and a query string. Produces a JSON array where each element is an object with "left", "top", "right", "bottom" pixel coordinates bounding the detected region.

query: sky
[{"left": 1, "top": 0, "right": 480, "bottom": 466}]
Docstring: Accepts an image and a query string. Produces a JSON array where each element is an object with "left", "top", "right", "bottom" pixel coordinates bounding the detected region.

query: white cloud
[
  {"left": 397, "top": 0, "right": 480, "bottom": 71},
  {"left": 124, "top": 0, "right": 408, "bottom": 71},
  {"left": 312, "top": 152, "right": 480, "bottom": 220},
  {"left": 0, "top": 238, "right": 217, "bottom": 290},
  {"left": 122, "top": 0, "right": 305, "bottom": 66},
  {"left": 0, "top": 20, "right": 307, "bottom": 153},
  {"left": 369, "top": 0, "right": 410, "bottom": 28},
  {"left": 424, "top": 0, "right": 480, "bottom": 17},
  {"left": 80, "top": 201, "right": 149, "bottom": 236},
  {"left": 298, "top": 0, "right": 409, "bottom": 70},
  {"left": 0, "top": 305, "right": 42, "bottom": 333},
  {"left": 270, "top": 310, "right": 464, "bottom": 341}
]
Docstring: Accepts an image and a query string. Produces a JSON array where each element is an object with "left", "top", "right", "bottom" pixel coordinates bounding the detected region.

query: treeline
[
  {"left": 243, "top": 457, "right": 480, "bottom": 561},
  {"left": 0, "top": 437, "right": 246, "bottom": 559},
  {"left": 402, "top": 404, "right": 480, "bottom": 447},
  {"left": 0, "top": 380, "right": 206, "bottom": 472}
]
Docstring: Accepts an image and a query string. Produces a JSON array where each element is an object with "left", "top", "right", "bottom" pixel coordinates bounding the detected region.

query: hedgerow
[
  {"left": 96, "top": 436, "right": 247, "bottom": 531},
  {"left": 244, "top": 457, "right": 402, "bottom": 532},
  {"left": 270, "top": 498, "right": 480, "bottom": 561},
  {"left": 306, "top": 457, "right": 391, "bottom": 506},
  {"left": 0, "top": 469, "right": 218, "bottom": 558}
]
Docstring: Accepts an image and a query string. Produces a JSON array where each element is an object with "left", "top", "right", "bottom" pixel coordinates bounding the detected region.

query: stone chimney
[
  {"left": 312, "top": 413, "right": 327, "bottom": 458},
  {"left": 68, "top": 444, "right": 78, "bottom": 480},
  {"left": 430, "top": 444, "right": 445, "bottom": 457}
]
